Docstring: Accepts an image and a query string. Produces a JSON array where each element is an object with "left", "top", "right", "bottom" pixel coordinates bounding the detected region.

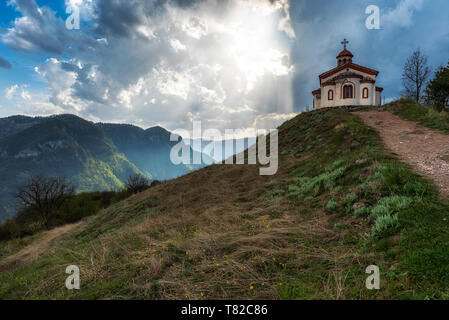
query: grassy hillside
[
  {"left": 1, "top": 108, "right": 448, "bottom": 299},
  {"left": 387, "top": 98, "right": 449, "bottom": 133}
]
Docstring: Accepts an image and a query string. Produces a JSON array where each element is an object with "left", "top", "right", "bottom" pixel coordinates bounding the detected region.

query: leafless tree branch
[{"left": 402, "top": 49, "right": 432, "bottom": 102}]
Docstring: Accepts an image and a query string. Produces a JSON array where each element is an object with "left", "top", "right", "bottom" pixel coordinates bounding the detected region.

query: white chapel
[{"left": 312, "top": 39, "right": 383, "bottom": 109}]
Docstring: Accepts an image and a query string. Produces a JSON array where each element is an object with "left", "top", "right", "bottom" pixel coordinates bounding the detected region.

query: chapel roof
[{"left": 319, "top": 62, "right": 379, "bottom": 80}]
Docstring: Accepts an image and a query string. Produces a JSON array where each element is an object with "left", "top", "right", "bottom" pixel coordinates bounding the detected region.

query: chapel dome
[
  {"left": 337, "top": 49, "right": 354, "bottom": 65},
  {"left": 337, "top": 49, "right": 354, "bottom": 59}
]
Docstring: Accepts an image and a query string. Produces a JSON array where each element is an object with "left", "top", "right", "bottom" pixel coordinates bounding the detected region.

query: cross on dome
[{"left": 341, "top": 38, "right": 349, "bottom": 50}]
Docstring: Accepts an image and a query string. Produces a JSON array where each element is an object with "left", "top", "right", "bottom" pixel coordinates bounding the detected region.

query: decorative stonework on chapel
[{"left": 312, "top": 39, "right": 383, "bottom": 109}]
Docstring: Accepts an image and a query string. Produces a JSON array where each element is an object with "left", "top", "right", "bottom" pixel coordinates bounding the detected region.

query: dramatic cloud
[
  {"left": 0, "top": 56, "right": 12, "bottom": 69},
  {"left": 1, "top": 0, "right": 447, "bottom": 131},
  {"left": 3, "top": 0, "right": 71, "bottom": 54},
  {"left": 4, "top": 0, "right": 296, "bottom": 134}
]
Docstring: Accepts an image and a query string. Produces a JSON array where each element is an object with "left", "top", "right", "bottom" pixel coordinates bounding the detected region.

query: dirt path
[
  {"left": 353, "top": 111, "right": 449, "bottom": 197},
  {"left": 0, "top": 222, "right": 81, "bottom": 272}
]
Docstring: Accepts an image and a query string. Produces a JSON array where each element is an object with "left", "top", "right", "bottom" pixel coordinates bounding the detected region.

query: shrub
[
  {"left": 371, "top": 205, "right": 390, "bottom": 217},
  {"left": 425, "top": 62, "right": 449, "bottom": 111},
  {"left": 354, "top": 206, "right": 371, "bottom": 218},
  {"left": 289, "top": 164, "right": 347, "bottom": 198},
  {"left": 0, "top": 219, "right": 22, "bottom": 240},
  {"left": 379, "top": 196, "right": 412, "bottom": 212},
  {"left": 125, "top": 174, "right": 150, "bottom": 194},
  {"left": 356, "top": 180, "right": 381, "bottom": 202},
  {"left": 372, "top": 214, "right": 399, "bottom": 238},
  {"left": 344, "top": 193, "right": 357, "bottom": 206},
  {"left": 381, "top": 165, "right": 406, "bottom": 191},
  {"left": 325, "top": 199, "right": 338, "bottom": 213},
  {"left": 150, "top": 180, "right": 161, "bottom": 187}
]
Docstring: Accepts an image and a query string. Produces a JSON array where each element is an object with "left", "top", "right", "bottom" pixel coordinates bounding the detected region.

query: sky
[{"left": 0, "top": 0, "right": 448, "bottom": 135}]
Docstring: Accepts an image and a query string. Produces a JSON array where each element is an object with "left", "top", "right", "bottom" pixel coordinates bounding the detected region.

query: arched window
[
  {"left": 363, "top": 88, "right": 369, "bottom": 99},
  {"left": 343, "top": 84, "right": 353, "bottom": 99},
  {"left": 328, "top": 89, "right": 334, "bottom": 100}
]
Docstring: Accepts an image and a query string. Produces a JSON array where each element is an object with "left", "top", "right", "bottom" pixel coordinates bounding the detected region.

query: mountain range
[{"left": 0, "top": 114, "right": 210, "bottom": 221}]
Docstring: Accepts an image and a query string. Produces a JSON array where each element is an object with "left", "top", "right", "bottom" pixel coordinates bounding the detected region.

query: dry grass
[{"left": 42, "top": 157, "right": 369, "bottom": 299}]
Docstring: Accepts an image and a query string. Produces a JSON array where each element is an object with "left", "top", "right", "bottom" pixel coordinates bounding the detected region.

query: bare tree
[
  {"left": 125, "top": 173, "right": 149, "bottom": 194},
  {"left": 402, "top": 49, "right": 432, "bottom": 102},
  {"left": 16, "top": 176, "right": 75, "bottom": 229}
]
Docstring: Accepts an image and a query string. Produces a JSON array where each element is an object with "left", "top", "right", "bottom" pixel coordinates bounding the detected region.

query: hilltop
[{"left": 1, "top": 104, "right": 449, "bottom": 299}]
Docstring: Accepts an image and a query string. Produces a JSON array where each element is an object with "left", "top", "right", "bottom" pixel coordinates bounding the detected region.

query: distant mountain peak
[{"left": 145, "top": 125, "right": 170, "bottom": 134}]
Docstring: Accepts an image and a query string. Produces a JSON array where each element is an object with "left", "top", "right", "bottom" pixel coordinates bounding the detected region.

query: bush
[
  {"left": 371, "top": 205, "right": 390, "bottom": 217},
  {"left": 325, "top": 199, "right": 338, "bottom": 213},
  {"left": 354, "top": 206, "right": 371, "bottom": 218},
  {"left": 150, "top": 180, "right": 161, "bottom": 187},
  {"left": 425, "top": 62, "right": 449, "bottom": 111},
  {"left": 356, "top": 180, "right": 381, "bottom": 202},
  {"left": 381, "top": 165, "right": 407, "bottom": 192},
  {"left": 0, "top": 219, "right": 22, "bottom": 240},
  {"left": 289, "top": 164, "right": 347, "bottom": 198},
  {"left": 372, "top": 214, "right": 399, "bottom": 238},
  {"left": 379, "top": 196, "right": 412, "bottom": 212},
  {"left": 344, "top": 193, "right": 357, "bottom": 206},
  {"left": 125, "top": 174, "right": 150, "bottom": 194}
]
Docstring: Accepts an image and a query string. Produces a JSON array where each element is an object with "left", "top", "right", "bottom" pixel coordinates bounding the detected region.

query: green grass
[
  {"left": 372, "top": 214, "right": 399, "bottom": 238},
  {"left": 278, "top": 107, "right": 449, "bottom": 299},
  {"left": 387, "top": 98, "right": 449, "bottom": 133}
]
